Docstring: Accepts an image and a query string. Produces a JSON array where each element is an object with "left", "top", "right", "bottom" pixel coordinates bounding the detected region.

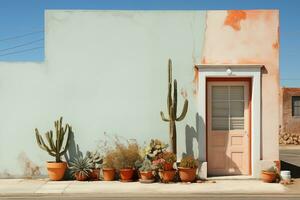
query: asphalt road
[{"left": 279, "top": 147, "right": 300, "bottom": 178}]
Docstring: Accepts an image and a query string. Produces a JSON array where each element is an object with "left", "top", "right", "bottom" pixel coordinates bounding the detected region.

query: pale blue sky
[{"left": 0, "top": 0, "right": 299, "bottom": 86}]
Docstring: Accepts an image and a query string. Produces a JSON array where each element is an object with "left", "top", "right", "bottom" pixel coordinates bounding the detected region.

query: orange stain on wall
[
  {"left": 224, "top": 10, "right": 247, "bottom": 31},
  {"left": 193, "top": 66, "right": 199, "bottom": 95},
  {"left": 272, "top": 42, "right": 279, "bottom": 49}
]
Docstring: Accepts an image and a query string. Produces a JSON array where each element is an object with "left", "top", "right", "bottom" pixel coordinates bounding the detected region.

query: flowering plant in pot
[
  {"left": 143, "top": 139, "right": 168, "bottom": 161},
  {"left": 35, "top": 117, "right": 71, "bottom": 181},
  {"left": 69, "top": 156, "right": 93, "bottom": 181},
  {"left": 178, "top": 156, "right": 198, "bottom": 182},
  {"left": 139, "top": 158, "right": 154, "bottom": 182},
  {"left": 113, "top": 139, "right": 142, "bottom": 182},
  {"left": 162, "top": 151, "right": 176, "bottom": 171},
  {"left": 261, "top": 166, "right": 278, "bottom": 183},
  {"left": 86, "top": 151, "right": 103, "bottom": 181},
  {"left": 153, "top": 151, "right": 176, "bottom": 183}
]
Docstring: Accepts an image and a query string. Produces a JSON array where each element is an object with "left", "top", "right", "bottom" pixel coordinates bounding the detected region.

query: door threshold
[{"left": 206, "top": 175, "right": 256, "bottom": 180}]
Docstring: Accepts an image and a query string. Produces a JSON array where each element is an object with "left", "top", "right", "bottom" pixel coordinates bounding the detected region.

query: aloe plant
[
  {"left": 160, "top": 59, "right": 188, "bottom": 154},
  {"left": 35, "top": 117, "right": 71, "bottom": 162}
]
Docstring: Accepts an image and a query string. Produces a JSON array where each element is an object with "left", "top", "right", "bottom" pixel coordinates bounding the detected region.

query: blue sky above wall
[{"left": 0, "top": 0, "right": 299, "bottom": 86}]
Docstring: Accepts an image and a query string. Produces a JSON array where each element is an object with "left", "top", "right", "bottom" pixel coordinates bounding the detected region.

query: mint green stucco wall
[{"left": 0, "top": 10, "right": 206, "bottom": 177}]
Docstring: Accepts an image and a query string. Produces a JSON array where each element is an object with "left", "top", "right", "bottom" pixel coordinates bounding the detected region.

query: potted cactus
[
  {"left": 178, "top": 156, "right": 199, "bottom": 182},
  {"left": 86, "top": 151, "right": 103, "bottom": 180},
  {"left": 69, "top": 156, "right": 93, "bottom": 181},
  {"left": 35, "top": 117, "right": 71, "bottom": 181},
  {"left": 139, "top": 159, "right": 154, "bottom": 182}
]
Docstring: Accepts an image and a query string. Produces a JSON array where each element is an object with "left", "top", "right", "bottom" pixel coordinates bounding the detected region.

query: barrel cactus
[
  {"left": 35, "top": 117, "right": 71, "bottom": 163},
  {"left": 160, "top": 59, "right": 188, "bottom": 154}
]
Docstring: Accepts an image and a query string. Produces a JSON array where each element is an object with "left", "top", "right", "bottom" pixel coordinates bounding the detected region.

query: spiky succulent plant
[{"left": 69, "top": 156, "right": 93, "bottom": 178}]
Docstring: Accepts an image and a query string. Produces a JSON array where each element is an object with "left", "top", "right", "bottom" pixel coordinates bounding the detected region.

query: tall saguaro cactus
[
  {"left": 160, "top": 59, "right": 188, "bottom": 155},
  {"left": 35, "top": 117, "right": 71, "bottom": 163}
]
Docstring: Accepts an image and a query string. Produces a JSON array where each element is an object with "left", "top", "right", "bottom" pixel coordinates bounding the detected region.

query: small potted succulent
[
  {"left": 69, "top": 156, "right": 93, "bottom": 181},
  {"left": 178, "top": 156, "right": 198, "bottom": 182},
  {"left": 35, "top": 117, "right": 71, "bottom": 181},
  {"left": 153, "top": 151, "right": 176, "bottom": 183},
  {"left": 102, "top": 150, "right": 116, "bottom": 181},
  {"left": 139, "top": 159, "right": 154, "bottom": 182},
  {"left": 114, "top": 140, "right": 142, "bottom": 182},
  {"left": 261, "top": 166, "right": 278, "bottom": 183},
  {"left": 86, "top": 151, "right": 103, "bottom": 181}
]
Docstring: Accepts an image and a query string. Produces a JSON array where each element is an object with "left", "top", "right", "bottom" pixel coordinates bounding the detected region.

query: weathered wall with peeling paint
[
  {"left": 0, "top": 10, "right": 279, "bottom": 177},
  {"left": 201, "top": 10, "right": 280, "bottom": 160}
]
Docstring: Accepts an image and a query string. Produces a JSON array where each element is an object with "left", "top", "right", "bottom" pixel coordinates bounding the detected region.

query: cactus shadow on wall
[
  {"left": 183, "top": 113, "right": 204, "bottom": 158},
  {"left": 63, "top": 129, "right": 83, "bottom": 180}
]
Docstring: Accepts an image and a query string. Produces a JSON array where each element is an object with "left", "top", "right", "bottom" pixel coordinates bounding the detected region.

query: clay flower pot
[
  {"left": 140, "top": 171, "right": 153, "bottom": 180},
  {"left": 89, "top": 169, "right": 100, "bottom": 181},
  {"left": 261, "top": 171, "right": 277, "bottom": 183},
  {"left": 102, "top": 168, "right": 115, "bottom": 181},
  {"left": 178, "top": 167, "right": 197, "bottom": 182},
  {"left": 119, "top": 168, "right": 134, "bottom": 182},
  {"left": 159, "top": 170, "right": 176, "bottom": 183},
  {"left": 47, "top": 162, "right": 67, "bottom": 181},
  {"left": 75, "top": 172, "right": 89, "bottom": 181}
]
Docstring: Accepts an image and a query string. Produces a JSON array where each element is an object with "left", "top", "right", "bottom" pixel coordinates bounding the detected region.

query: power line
[
  {"left": 0, "top": 38, "right": 44, "bottom": 52},
  {"left": 0, "top": 30, "right": 44, "bottom": 42},
  {"left": 0, "top": 46, "right": 43, "bottom": 57}
]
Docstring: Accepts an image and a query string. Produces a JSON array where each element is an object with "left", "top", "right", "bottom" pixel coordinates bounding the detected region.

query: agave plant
[{"left": 69, "top": 156, "right": 93, "bottom": 181}]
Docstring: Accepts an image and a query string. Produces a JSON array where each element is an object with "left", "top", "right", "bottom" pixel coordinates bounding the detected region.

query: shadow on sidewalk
[{"left": 280, "top": 160, "right": 300, "bottom": 178}]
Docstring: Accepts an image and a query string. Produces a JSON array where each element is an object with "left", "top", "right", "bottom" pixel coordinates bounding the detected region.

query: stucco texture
[
  {"left": 201, "top": 10, "right": 280, "bottom": 161},
  {"left": 0, "top": 11, "right": 206, "bottom": 177},
  {"left": 0, "top": 10, "right": 280, "bottom": 177}
]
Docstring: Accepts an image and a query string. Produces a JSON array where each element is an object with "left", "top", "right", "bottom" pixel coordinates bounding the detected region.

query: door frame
[
  {"left": 195, "top": 64, "right": 262, "bottom": 178},
  {"left": 206, "top": 77, "right": 252, "bottom": 176}
]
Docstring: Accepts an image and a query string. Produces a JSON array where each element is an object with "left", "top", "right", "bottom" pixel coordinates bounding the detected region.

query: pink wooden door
[{"left": 207, "top": 81, "right": 250, "bottom": 176}]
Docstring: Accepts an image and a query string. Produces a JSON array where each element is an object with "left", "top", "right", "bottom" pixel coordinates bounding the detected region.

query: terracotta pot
[
  {"left": 75, "top": 172, "right": 89, "bottom": 181},
  {"left": 140, "top": 171, "right": 153, "bottom": 180},
  {"left": 178, "top": 167, "right": 197, "bottom": 182},
  {"left": 47, "top": 162, "right": 67, "bottom": 181},
  {"left": 164, "top": 162, "right": 173, "bottom": 171},
  {"left": 261, "top": 171, "right": 276, "bottom": 183},
  {"left": 119, "top": 168, "right": 134, "bottom": 182},
  {"left": 89, "top": 169, "right": 100, "bottom": 181},
  {"left": 159, "top": 170, "right": 176, "bottom": 183},
  {"left": 102, "top": 168, "right": 115, "bottom": 181}
]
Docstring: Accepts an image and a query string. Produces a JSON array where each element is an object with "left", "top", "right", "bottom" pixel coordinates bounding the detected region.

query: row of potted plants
[{"left": 34, "top": 118, "right": 199, "bottom": 182}]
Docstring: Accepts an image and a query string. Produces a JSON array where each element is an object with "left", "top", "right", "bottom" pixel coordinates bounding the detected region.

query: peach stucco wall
[{"left": 201, "top": 10, "right": 280, "bottom": 160}]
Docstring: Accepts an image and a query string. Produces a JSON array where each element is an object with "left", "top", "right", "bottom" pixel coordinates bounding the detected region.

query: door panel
[{"left": 207, "top": 81, "right": 250, "bottom": 176}]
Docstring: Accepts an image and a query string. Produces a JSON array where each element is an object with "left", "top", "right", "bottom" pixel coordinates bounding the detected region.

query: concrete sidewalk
[{"left": 0, "top": 179, "right": 299, "bottom": 197}]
